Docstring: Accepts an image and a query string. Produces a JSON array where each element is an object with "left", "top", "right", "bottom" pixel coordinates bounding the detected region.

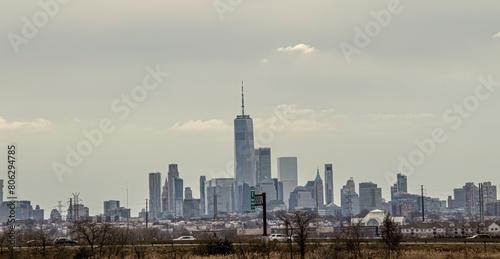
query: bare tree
[
  {"left": 344, "top": 217, "right": 364, "bottom": 259},
  {"left": 71, "top": 221, "right": 113, "bottom": 256},
  {"left": 106, "top": 227, "right": 132, "bottom": 258},
  {"left": 276, "top": 209, "right": 317, "bottom": 259},
  {"left": 380, "top": 213, "right": 402, "bottom": 255},
  {"left": 33, "top": 225, "right": 55, "bottom": 255}
]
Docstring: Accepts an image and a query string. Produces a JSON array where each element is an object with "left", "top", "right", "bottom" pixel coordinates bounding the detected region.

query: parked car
[
  {"left": 26, "top": 240, "right": 40, "bottom": 246},
  {"left": 288, "top": 234, "right": 299, "bottom": 242},
  {"left": 173, "top": 236, "right": 196, "bottom": 241},
  {"left": 467, "top": 234, "right": 491, "bottom": 239},
  {"left": 54, "top": 237, "right": 78, "bottom": 245},
  {"left": 269, "top": 234, "right": 287, "bottom": 242}
]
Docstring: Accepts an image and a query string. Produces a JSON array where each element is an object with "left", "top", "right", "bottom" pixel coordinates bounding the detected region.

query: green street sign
[{"left": 250, "top": 186, "right": 255, "bottom": 211}]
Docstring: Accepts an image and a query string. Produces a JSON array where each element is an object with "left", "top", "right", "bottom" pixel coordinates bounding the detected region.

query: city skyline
[{"left": 1, "top": 2, "right": 500, "bottom": 216}]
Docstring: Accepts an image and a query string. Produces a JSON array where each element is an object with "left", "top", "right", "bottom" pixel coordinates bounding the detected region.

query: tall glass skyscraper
[
  {"left": 256, "top": 147, "right": 271, "bottom": 185},
  {"left": 278, "top": 157, "right": 298, "bottom": 208},
  {"left": 148, "top": 172, "right": 161, "bottom": 219},
  {"left": 324, "top": 164, "right": 334, "bottom": 205},
  {"left": 234, "top": 82, "right": 256, "bottom": 213}
]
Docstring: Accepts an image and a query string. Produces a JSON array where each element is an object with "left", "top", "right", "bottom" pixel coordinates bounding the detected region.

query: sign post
[{"left": 250, "top": 186, "right": 255, "bottom": 211}]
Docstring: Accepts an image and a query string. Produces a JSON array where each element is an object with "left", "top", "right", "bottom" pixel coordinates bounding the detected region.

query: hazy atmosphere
[{"left": 1, "top": 0, "right": 500, "bottom": 216}]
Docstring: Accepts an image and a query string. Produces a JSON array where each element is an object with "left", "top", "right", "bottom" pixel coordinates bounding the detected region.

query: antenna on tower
[{"left": 241, "top": 80, "right": 245, "bottom": 116}]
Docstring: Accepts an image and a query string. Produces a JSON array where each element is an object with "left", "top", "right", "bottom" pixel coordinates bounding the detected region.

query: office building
[
  {"left": 359, "top": 182, "right": 383, "bottom": 212},
  {"left": 305, "top": 169, "right": 324, "bottom": 208},
  {"left": 173, "top": 177, "right": 184, "bottom": 217},
  {"left": 257, "top": 178, "right": 278, "bottom": 202},
  {"left": 340, "top": 178, "right": 359, "bottom": 217},
  {"left": 200, "top": 175, "right": 206, "bottom": 215},
  {"left": 185, "top": 187, "right": 193, "bottom": 200},
  {"left": 33, "top": 205, "right": 44, "bottom": 222},
  {"left": 397, "top": 173, "right": 407, "bottom": 193},
  {"left": 324, "top": 164, "right": 334, "bottom": 205},
  {"left": 481, "top": 182, "right": 497, "bottom": 205},
  {"left": 162, "top": 176, "right": 169, "bottom": 213},
  {"left": 183, "top": 199, "right": 201, "bottom": 219},
  {"left": 234, "top": 83, "right": 256, "bottom": 213},
  {"left": 256, "top": 147, "right": 271, "bottom": 185},
  {"left": 464, "top": 182, "right": 478, "bottom": 217},
  {"left": 205, "top": 178, "right": 236, "bottom": 217},
  {"left": 289, "top": 186, "right": 316, "bottom": 210},
  {"left": 453, "top": 188, "right": 466, "bottom": 209},
  {"left": 278, "top": 157, "right": 298, "bottom": 208},
  {"left": 103, "top": 200, "right": 120, "bottom": 216},
  {"left": 149, "top": 172, "right": 161, "bottom": 219},
  {"left": 167, "top": 164, "right": 180, "bottom": 212}
]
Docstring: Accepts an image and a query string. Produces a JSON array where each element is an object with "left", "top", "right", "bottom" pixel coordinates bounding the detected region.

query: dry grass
[{"left": 4, "top": 243, "right": 500, "bottom": 258}]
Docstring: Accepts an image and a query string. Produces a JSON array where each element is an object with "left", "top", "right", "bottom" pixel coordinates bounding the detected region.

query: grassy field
[{"left": 3, "top": 242, "right": 500, "bottom": 258}]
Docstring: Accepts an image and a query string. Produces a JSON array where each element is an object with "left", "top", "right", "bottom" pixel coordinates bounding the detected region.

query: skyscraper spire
[{"left": 241, "top": 80, "right": 245, "bottom": 116}]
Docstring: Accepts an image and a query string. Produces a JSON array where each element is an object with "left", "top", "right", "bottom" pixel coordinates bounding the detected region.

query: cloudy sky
[{"left": 1, "top": 1, "right": 500, "bottom": 216}]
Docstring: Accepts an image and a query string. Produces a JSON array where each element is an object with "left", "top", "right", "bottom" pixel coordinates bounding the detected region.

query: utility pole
[
  {"left": 479, "top": 183, "right": 484, "bottom": 223},
  {"left": 72, "top": 193, "right": 80, "bottom": 222},
  {"left": 68, "top": 198, "right": 73, "bottom": 222},
  {"left": 208, "top": 189, "right": 221, "bottom": 220},
  {"left": 255, "top": 192, "right": 268, "bottom": 236},
  {"left": 421, "top": 185, "right": 425, "bottom": 222},
  {"left": 315, "top": 180, "right": 320, "bottom": 238},
  {"left": 145, "top": 199, "right": 148, "bottom": 229}
]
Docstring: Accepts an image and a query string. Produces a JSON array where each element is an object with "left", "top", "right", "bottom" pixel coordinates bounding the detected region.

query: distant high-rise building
[
  {"left": 206, "top": 178, "right": 236, "bottom": 217},
  {"left": 481, "top": 182, "right": 497, "bottom": 205},
  {"left": 103, "top": 200, "right": 120, "bottom": 216},
  {"left": 359, "top": 182, "right": 382, "bottom": 212},
  {"left": 161, "top": 176, "right": 169, "bottom": 213},
  {"left": 200, "top": 175, "right": 206, "bottom": 215},
  {"left": 185, "top": 187, "right": 192, "bottom": 200},
  {"left": 278, "top": 157, "right": 298, "bottom": 208},
  {"left": 340, "top": 177, "right": 359, "bottom": 217},
  {"left": 257, "top": 178, "right": 277, "bottom": 202},
  {"left": 149, "top": 172, "right": 161, "bottom": 219},
  {"left": 305, "top": 169, "right": 324, "bottom": 207},
  {"left": 313, "top": 168, "right": 325, "bottom": 208},
  {"left": 464, "top": 182, "right": 478, "bottom": 217},
  {"left": 324, "top": 164, "right": 334, "bottom": 205},
  {"left": 173, "top": 177, "right": 184, "bottom": 217},
  {"left": 0, "top": 179, "right": 3, "bottom": 202},
  {"left": 256, "top": 148, "right": 271, "bottom": 185},
  {"left": 390, "top": 184, "right": 398, "bottom": 200},
  {"left": 453, "top": 188, "right": 466, "bottom": 208},
  {"left": 167, "top": 164, "right": 179, "bottom": 212},
  {"left": 396, "top": 173, "right": 407, "bottom": 193},
  {"left": 234, "top": 82, "right": 256, "bottom": 213},
  {"left": 33, "top": 205, "right": 44, "bottom": 223},
  {"left": 289, "top": 186, "right": 316, "bottom": 210},
  {"left": 183, "top": 199, "right": 200, "bottom": 219}
]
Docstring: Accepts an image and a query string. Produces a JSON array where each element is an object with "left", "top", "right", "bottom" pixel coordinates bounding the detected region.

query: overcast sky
[{"left": 1, "top": 1, "right": 500, "bottom": 216}]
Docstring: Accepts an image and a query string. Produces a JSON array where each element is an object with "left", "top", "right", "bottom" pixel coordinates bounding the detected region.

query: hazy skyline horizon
[{"left": 1, "top": 1, "right": 500, "bottom": 217}]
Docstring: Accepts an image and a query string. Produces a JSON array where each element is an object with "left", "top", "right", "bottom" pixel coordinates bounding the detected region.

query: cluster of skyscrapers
[{"left": 143, "top": 83, "right": 500, "bottom": 221}]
